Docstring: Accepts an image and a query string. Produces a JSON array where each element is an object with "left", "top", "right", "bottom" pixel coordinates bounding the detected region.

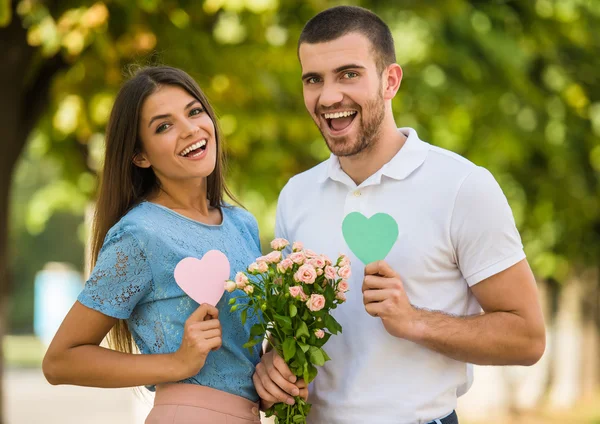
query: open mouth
[
  {"left": 323, "top": 110, "right": 357, "bottom": 133},
  {"left": 178, "top": 139, "right": 207, "bottom": 158}
]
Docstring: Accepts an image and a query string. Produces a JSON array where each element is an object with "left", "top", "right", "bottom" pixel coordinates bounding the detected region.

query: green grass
[{"left": 3, "top": 335, "right": 46, "bottom": 368}]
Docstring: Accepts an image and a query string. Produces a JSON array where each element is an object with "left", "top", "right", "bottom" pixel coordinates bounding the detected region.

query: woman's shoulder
[
  {"left": 104, "top": 202, "right": 157, "bottom": 243},
  {"left": 224, "top": 204, "right": 258, "bottom": 228}
]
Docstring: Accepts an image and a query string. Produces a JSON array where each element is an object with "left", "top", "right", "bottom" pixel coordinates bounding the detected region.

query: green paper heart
[{"left": 342, "top": 212, "right": 399, "bottom": 265}]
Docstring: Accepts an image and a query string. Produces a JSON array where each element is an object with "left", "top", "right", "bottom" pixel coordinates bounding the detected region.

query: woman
[{"left": 42, "top": 66, "right": 264, "bottom": 423}]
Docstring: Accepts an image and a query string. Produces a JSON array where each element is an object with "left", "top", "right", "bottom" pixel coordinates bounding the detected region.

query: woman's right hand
[{"left": 173, "top": 303, "right": 222, "bottom": 379}]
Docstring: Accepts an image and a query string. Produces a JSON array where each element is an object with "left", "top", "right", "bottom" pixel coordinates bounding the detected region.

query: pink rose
[
  {"left": 265, "top": 251, "right": 282, "bottom": 264},
  {"left": 270, "top": 238, "right": 289, "bottom": 251},
  {"left": 289, "top": 285, "right": 304, "bottom": 298},
  {"left": 277, "top": 258, "right": 293, "bottom": 273},
  {"left": 306, "top": 294, "right": 326, "bottom": 312},
  {"left": 309, "top": 256, "right": 326, "bottom": 269},
  {"left": 338, "top": 265, "right": 351, "bottom": 280},
  {"left": 294, "top": 264, "right": 317, "bottom": 285},
  {"left": 248, "top": 262, "right": 259, "bottom": 273},
  {"left": 337, "top": 254, "right": 350, "bottom": 267},
  {"left": 224, "top": 280, "right": 236, "bottom": 293},
  {"left": 338, "top": 281, "right": 349, "bottom": 292},
  {"left": 304, "top": 248, "right": 318, "bottom": 258},
  {"left": 325, "top": 266, "right": 338, "bottom": 281},
  {"left": 273, "top": 277, "right": 283, "bottom": 285},
  {"left": 316, "top": 268, "right": 323, "bottom": 276},
  {"left": 322, "top": 255, "right": 333, "bottom": 266},
  {"left": 314, "top": 329, "right": 325, "bottom": 339},
  {"left": 290, "top": 251, "right": 306, "bottom": 265},
  {"left": 292, "top": 241, "right": 304, "bottom": 252},
  {"left": 235, "top": 272, "right": 248, "bottom": 289},
  {"left": 244, "top": 285, "right": 254, "bottom": 294},
  {"left": 257, "top": 261, "right": 269, "bottom": 273},
  {"left": 336, "top": 291, "right": 347, "bottom": 302}
]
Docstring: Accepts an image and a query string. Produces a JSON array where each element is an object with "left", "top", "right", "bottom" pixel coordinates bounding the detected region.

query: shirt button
[
  {"left": 251, "top": 406, "right": 259, "bottom": 416},
  {"left": 353, "top": 190, "right": 362, "bottom": 197}
]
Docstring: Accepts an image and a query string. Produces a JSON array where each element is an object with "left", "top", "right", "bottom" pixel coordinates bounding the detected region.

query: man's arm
[{"left": 363, "top": 259, "right": 546, "bottom": 366}]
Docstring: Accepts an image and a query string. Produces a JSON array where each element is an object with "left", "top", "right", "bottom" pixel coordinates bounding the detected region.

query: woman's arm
[{"left": 43, "top": 302, "right": 221, "bottom": 388}]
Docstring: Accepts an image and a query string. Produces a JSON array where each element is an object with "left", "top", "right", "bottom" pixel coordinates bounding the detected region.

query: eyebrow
[
  {"left": 148, "top": 99, "right": 200, "bottom": 128},
  {"left": 301, "top": 64, "right": 366, "bottom": 80}
]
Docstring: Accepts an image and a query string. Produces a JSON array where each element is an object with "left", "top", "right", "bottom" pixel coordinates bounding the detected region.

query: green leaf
[
  {"left": 242, "top": 338, "right": 262, "bottom": 349},
  {"left": 308, "top": 346, "right": 325, "bottom": 366},
  {"left": 295, "top": 321, "right": 310, "bottom": 339},
  {"left": 297, "top": 341, "right": 310, "bottom": 352},
  {"left": 307, "top": 362, "right": 318, "bottom": 383},
  {"left": 295, "top": 345, "right": 307, "bottom": 367},
  {"left": 250, "top": 323, "right": 264, "bottom": 338},
  {"left": 282, "top": 337, "right": 297, "bottom": 362},
  {"left": 293, "top": 415, "right": 305, "bottom": 423},
  {"left": 241, "top": 308, "right": 247, "bottom": 325},
  {"left": 274, "top": 313, "right": 293, "bottom": 330},
  {"left": 321, "top": 347, "right": 331, "bottom": 362},
  {"left": 289, "top": 303, "right": 297, "bottom": 318},
  {"left": 324, "top": 314, "right": 342, "bottom": 334}
]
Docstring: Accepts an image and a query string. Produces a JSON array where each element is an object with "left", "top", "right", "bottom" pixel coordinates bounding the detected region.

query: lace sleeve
[{"left": 78, "top": 229, "right": 153, "bottom": 319}]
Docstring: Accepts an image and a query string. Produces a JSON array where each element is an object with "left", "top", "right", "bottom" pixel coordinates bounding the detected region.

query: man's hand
[
  {"left": 254, "top": 350, "right": 309, "bottom": 410},
  {"left": 362, "top": 260, "right": 418, "bottom": 339}
]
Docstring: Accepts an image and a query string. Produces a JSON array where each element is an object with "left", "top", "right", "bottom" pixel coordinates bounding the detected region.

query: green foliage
[
  {"left": 8, "top": 0, "right": 600, "bottom": 331},
  {"left": 229, "top": 245, "right": 349, "bottom": 423}
]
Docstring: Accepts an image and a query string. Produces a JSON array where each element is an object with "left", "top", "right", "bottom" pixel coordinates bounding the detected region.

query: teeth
[
  {"left": 179, "top": 139, "right": 207, "bottom": 156},
  {"left": 323, "top": 111, "right": 357, "bottom": 119}
]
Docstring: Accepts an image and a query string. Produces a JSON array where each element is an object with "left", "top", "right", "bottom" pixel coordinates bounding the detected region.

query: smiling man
[{"left": 253, "top": 6, "right": 546, "bottom": 424}]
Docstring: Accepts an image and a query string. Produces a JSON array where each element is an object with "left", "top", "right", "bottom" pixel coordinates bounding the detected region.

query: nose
[
  {"left": 319, "top": 82, "right": 344, "bottom": 108},
  {"left": 180, "top": 119, "right": 199, "bottom": 139}
]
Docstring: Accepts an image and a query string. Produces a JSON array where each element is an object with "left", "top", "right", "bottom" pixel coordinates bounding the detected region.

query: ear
[
  {"left": 382, "top": 64, "right": 403, "bottom": 101},
  {"left": 132, "top": 151, "right": 151, "bottom": 168}
]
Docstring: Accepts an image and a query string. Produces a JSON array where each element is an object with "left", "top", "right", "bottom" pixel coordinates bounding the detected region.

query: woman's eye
[
  {"left": 306, "top": 77, "right": 321, "bottom": 84},
  {"left": 190, "top": 107, "right": 204, "bottom": 116},
  {"left": 156, "top": 123, "right": 170, "bottom": 133}
]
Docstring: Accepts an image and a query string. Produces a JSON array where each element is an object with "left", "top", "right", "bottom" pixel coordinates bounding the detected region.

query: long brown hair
[{"left": 91, "top": 66, "right": 238, "bottom": 353}]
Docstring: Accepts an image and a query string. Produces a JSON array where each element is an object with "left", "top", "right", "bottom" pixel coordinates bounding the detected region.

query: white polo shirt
[{"left": 275, "top": 128, "right": 525, "bottom": 424}]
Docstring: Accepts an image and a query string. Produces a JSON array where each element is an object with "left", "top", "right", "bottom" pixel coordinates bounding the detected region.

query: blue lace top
[{"left": 77, "top": 201, "right": 263, "bottom": 401}]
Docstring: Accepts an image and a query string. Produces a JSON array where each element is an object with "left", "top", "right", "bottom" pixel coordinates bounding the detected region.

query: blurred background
[{"left": 1, "top": 0, "right": 600, "bottom": 423}]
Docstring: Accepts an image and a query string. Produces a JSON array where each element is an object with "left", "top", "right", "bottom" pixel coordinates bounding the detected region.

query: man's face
[{"left": 299, "top": 32, "right": 386, "bottom": 157}]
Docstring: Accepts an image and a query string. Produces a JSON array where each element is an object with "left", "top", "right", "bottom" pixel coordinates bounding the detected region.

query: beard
[{"left": 315, "top": 90, "right": 385, "bottom": 158}]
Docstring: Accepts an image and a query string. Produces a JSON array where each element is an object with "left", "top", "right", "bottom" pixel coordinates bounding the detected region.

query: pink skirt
[{"left": 145, "top": 383, "right": 262, "bottom": 424}]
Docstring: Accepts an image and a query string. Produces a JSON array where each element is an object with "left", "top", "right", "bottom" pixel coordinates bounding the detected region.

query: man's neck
[{"left": 339, "top": 123, "right": 407, "bottom": 186}]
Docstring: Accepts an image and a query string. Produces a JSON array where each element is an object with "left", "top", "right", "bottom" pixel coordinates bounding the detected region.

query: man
[{"left": 254, "top": 6, "right": 545, "bottom": 424}]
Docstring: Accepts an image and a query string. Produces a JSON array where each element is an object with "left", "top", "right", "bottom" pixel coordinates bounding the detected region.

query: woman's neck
[{"left": 149, "top": 177, "right": 212, "bottom": 217}]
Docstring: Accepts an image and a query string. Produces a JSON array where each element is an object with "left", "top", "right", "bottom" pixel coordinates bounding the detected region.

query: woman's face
[{"left": 135, "top": 85, "right": 217, "bottom": 185}]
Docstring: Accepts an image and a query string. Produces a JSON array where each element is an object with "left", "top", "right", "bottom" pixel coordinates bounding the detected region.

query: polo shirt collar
[{"left": 317, "top": 127, "right": 429, "bottom": 185}]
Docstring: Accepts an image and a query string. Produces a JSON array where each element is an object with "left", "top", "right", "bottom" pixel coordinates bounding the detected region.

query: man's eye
[
  {"left": 306, "top": 77, "right": 321, "bottom": 84},
  {"left": 343, "top": 72, "right": 358, "bottom": 79}
]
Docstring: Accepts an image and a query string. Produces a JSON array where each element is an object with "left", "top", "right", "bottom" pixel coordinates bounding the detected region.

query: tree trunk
[
  {"left": 0, "top": 6, "right": 66, "bottom": 422},
  {"left": 510, "top": 278, "right": 552, "bottom": 411},
  {"left": 548, "top": 275, "right": 585, "bottom": 409},
  {"left": 581, "top": 269, "right": 599, "bottom": 399}
]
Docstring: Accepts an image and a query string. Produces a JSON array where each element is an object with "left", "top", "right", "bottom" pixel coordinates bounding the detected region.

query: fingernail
[
  {"left": 286, "top": 398, "right": 295, "bottom": 405},
  {"left": 288, "top": 376, "right": 296, "bottom": 383},
  {"left": 292, "top": 388, "right": 300, "bottom": 396}
]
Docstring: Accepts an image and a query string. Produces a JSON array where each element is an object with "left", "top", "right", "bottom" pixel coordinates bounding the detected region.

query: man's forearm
[{"left": 399, "top": 308, "right": 545, "bottom": 366}]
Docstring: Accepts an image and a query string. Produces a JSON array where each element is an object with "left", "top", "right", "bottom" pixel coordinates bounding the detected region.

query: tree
[{"left": 2, "top": 0, "right": 600, "bottom": 421}]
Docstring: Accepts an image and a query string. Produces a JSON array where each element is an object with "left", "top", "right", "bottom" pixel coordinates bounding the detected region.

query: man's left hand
[{"left": 362, "top": 260, "right": 418, "bottom": 339}]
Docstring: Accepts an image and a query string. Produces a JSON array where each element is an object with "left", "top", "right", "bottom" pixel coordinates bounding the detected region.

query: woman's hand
[{"left": 172, "top": 303, "right": 222, "bottom": 379}]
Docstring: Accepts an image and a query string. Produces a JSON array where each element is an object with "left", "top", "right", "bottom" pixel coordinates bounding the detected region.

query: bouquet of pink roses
[{"left": 225, "top": 238, "right": 350, "bottom": 423}]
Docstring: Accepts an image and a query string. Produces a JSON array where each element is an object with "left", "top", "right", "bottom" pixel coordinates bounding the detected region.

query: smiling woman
[{"left": 40, "top": 66, "right": 268, "bottom": 424}]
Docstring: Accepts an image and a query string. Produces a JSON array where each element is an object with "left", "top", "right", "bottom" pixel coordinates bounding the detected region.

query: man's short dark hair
[{"left": 298, "top": 6, "right": 396, "bottom": 73}]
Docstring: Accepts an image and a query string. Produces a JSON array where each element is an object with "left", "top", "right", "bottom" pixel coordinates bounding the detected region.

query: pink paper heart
[{"left": 174, "top": 250, "right": 230, "bottom": 306}]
